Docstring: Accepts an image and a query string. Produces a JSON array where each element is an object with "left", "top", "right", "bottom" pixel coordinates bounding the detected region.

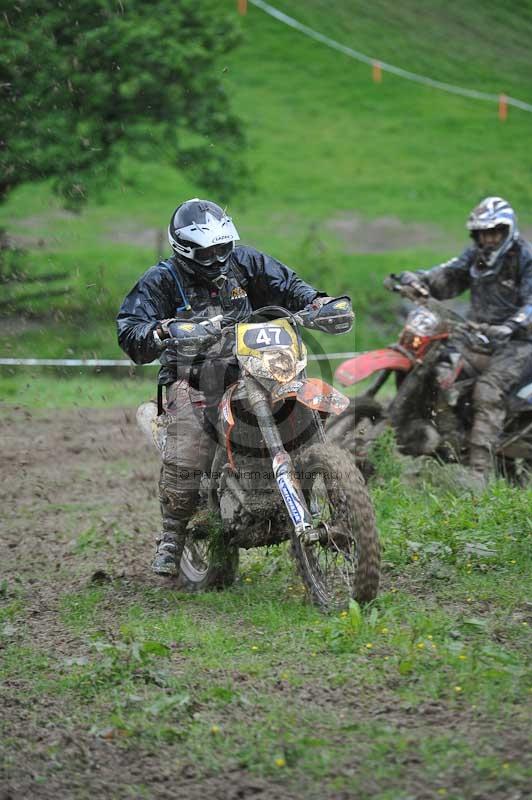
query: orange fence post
[
  {"left": 238, "top": 0, "right": 248, "bottom": 14},
  {"left": 372, "top": 60, "right": 382, "bottom": 83},
  {"left": 498, "top": 94, "right": 508, "bottom": 121}
]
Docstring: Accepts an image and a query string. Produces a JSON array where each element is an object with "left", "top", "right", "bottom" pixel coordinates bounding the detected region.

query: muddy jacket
[
  {"left": 415, "top": 237, "right": 532, "bottom": 340},
  {"left": 117, "top": 246, "right": 323, "bottom": 385}
]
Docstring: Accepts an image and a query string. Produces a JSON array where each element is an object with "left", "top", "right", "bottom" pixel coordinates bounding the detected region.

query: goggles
[{"left": 192, "top": 241, "right": 235, "bottom": 266}]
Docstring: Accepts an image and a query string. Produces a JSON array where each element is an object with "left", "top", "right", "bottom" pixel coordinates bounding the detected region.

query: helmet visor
[{"left": 193, "top": 241, "right": 234, "bottom": 266}]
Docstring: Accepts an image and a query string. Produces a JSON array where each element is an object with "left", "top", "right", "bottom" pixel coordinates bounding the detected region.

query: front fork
[{"left": 244, "top": 375, "right": 320, "bottom": 542}]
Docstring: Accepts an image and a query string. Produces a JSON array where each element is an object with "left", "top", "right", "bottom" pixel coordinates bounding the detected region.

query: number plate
[{"left": 236, "top": 319, "right": 298, "bottom": 357}]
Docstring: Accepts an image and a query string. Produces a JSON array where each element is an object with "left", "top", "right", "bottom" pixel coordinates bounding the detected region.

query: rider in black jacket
[
  {"left": 397, "top": 196, "right": 532, "bottom": 482},
  {"left": 117, "top": 198, "right": 336, "bottom": 574}
]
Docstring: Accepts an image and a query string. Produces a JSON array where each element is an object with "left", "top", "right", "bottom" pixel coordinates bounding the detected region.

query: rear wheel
[
  {"left": 291, "top": 443, "right": 380, "bottom": 610},
  {"left": 177, "top": 446, "right": 239, "bottom": 592},
  {"left": 178, "top": 538, "right": 239, "bottom": 592}
]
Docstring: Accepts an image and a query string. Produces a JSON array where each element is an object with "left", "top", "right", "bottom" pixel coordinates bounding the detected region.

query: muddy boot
[
  {"left": 152, "top": 516, "right": 187, "bottom": 576},
  {"left": 467, "top": 444, "right": 492, "bottom": 492}
]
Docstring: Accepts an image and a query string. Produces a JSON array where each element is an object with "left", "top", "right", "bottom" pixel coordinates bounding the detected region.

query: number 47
[{"left": 256, "top": 327, "right": 281, "bottom": 345}]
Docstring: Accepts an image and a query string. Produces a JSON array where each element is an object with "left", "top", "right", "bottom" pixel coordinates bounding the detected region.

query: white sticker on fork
[{"left": 277, "top": 474, "right": 305, "bottom": 526}]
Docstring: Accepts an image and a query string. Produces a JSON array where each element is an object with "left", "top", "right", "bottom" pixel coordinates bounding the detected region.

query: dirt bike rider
[
  {"left": 393, "top": 196, "right": 532, "bottom": 482},
  {"left": 117, "top": 198, "right": 349, "bottom": 575}
]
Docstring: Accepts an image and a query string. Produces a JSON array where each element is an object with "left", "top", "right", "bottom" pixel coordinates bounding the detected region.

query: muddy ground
[
  {"left": 0, "top": 406, "right": 530, "bottom": 800},
  {"left": 1, "top": 406, "right": 308, "bottom": 799}
]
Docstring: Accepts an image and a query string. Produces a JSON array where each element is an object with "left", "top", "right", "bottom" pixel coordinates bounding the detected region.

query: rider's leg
[
  {"left": 153, "top": 380, "right": 212, "bottom": 575},
  {"left": 469, "top": 341, "right": 532, "bottom": 479}
]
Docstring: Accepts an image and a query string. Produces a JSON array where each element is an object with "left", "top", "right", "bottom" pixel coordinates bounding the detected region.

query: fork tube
[
  {"left": 367, "top": 368, "right": 391, "bottom": 397},
  {"left": 243, "top": 374, "right": 285, "bottom": 457},
  {"left": 243, "top": 374, "right": 313, "bottom": 531}
]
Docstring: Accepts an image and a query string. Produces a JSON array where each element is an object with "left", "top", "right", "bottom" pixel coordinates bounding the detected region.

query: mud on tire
[
  {"left": 292, "top": 442, "right": 380, "bottom": 610},
  {"left": 178, "top": 446, "right": 239, "bottom": 592},
  {"left": 177, "top": 538, "right": 239, "bottom": 592}
]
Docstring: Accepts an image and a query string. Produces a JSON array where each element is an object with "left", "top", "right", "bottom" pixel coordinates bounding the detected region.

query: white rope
[
  {"left": 0, "top": 358, "right": 141, "bottom": 367},
  {"left": 249, "top": 0, "right": 532, "bottom": 113},
  {"left": 0, "top": 353, "right": 360, "bottom": 367}
]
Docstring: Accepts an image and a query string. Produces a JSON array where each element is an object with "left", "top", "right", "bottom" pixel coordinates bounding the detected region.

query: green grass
[
  {"left": 0, "top": 369, "right": 156, "bottom": 407},
  {"left": 2, "top": 464, "right": 530, "bottom": 795},
  {"left": 1, "top": 1, "right": 531, "bottom": 361}
]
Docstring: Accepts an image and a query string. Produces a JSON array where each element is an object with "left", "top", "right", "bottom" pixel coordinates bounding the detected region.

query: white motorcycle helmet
[
  {"left": 168, "top": 198, "right": 240, "bottom": 279},
  {"left": 467, "top": 196, "right": 518, "bottom": 279}
]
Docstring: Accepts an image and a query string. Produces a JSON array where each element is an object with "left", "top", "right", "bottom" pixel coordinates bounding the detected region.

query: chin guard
[{"left": 309, "top": 296, "right": 354, "bottom": 334}]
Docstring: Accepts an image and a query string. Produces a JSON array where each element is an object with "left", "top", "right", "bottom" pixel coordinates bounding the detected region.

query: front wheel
[{"left": 292, "top": 443, "right": 380, "bottom": 610}]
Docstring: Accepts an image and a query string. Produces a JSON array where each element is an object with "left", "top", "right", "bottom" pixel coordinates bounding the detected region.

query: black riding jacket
[
  {"left": 415, "top": 237, "right": 532, "bottom": 340},
  {"left": 117, "top": 245, "right": 323, "bottom": 385}
]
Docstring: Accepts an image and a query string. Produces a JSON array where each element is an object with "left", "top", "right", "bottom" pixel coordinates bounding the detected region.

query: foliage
[
  {"left": 0, "top": 0, "right": 247, "bottom": 207},
  {"left": 367, "top": 428, "right": 404, "bottom": 482},
  {"left": 1, "top": 1, "right": 531, "bottom": 359}
]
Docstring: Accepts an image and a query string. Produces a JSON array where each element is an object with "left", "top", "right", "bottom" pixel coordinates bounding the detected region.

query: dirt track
[
  {"left": 0, "top": 406, "right": 301, "bottom": 799},
  {"left": 1, "top": 406, "right": 158, "bottom": 593},
  {"left": 1, "top": 406, "right": 530, "bottom": 800}
]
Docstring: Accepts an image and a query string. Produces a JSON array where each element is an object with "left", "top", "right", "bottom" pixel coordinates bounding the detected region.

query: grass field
[
  {"left": 1, "top": 407, "right": 531, "bottom": 799},
  {"left": 1, "top": 0, "right": 531, "bottom": 363}
]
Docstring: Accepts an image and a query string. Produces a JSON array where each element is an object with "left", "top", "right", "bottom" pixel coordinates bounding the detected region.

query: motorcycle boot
[
  {"left": 467, "top": 444, "right": 492, "bottom": 490},
  {"left": 152, "top": 510, "right": 187, "bottom": 576}
]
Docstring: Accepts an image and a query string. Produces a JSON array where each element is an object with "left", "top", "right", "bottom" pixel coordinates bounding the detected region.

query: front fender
[
  {"left": 335, "top": 348, "right": 412, "bottom": 386},
  {"left": 272, "top": 377, "right": 349, "bottom": 416}
]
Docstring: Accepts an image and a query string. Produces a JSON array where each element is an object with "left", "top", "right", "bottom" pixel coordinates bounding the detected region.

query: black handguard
[
  {"left": 167, "top": 318, "right": 218, "bottom": 340},
  {"left": 164, "top": 318, "right": 221, "bottom": 359},
  {"left": 304, "top": 296, "right": 354, "bottom": 334}
]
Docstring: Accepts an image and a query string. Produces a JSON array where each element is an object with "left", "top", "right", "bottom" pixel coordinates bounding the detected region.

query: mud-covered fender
[
  {"left": 218, "top": 383, "right": 239, "bottom": 470},
  {"left": 272, "top": 377, "right": 349, "bottom": 416},
  {"left": 219, "top": 377, "right": 350, "bottom": 470},
  {"left": 335, "top": 348, "right": 412, "bottom": 386}
]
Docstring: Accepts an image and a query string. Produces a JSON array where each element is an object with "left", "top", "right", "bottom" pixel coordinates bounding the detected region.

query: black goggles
[{"left": 193, "top": 241, "right": 234, "bottom": 266}]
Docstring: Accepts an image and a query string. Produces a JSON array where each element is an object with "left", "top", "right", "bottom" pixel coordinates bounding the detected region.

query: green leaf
[
  {"left": 398, "top": 659, "right": 414, "bottom": 675},
  {"left": 147, "top": 693, "right": 190, "bottom": 716},
  {"left": 367, "top": 607, "right": 379, "bottom": 628},
  {"left": 0, "top": 0, "right": 248, "bottom": 206},
  {"left": 348, "top": 599, "right": 363, "bottom": 631},
  {"left": 139, "top": 641, "right": 172, "bottom": 659},
  {"left": 461, "top": 617, "right": 488, "bottom": 631}
]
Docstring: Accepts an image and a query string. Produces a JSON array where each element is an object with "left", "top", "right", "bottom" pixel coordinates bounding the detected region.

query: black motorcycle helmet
[{"left": 168, "top": 198, "right": 240, "bottom": 280}]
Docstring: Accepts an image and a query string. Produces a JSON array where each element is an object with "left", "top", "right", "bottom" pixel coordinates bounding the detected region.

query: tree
[{"left": 0, "top": 0, "right": 247, "bottom": 207}]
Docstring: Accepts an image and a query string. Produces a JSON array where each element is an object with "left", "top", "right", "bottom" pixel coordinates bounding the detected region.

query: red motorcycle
[{"left": 327, "top": 277, "right": 532, "bottom": 479}]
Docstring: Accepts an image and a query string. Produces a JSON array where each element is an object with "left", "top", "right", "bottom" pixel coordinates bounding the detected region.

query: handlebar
[
  {"left": 384, "top": 273, "right": 429, "bottom": 299},
  {"left": 158, "top": 306, "right": 309, "bottom": 359},
  {"left": 385, "top": 274, "right": 494, "bottom": 352}
]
